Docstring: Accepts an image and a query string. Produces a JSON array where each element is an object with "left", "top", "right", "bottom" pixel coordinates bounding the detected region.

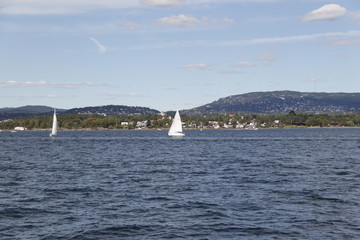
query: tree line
[{"left": 1, "top": 112, "right": 360, "bottom": 130}]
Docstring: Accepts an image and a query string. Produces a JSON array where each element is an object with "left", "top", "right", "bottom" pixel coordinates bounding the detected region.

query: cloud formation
[
  {"left": 141, "top": 0, "right": 185, "bottom": 7},
  {"left": 329, "top": 37, "right": 360, "bottom": 46},
  {"left": 89, "top": 37, "right": 107, "bottom": 54},
  {"left": 182, "top": 63, "right": 211, "bottom": 71},
  {"left": 234, "top": 61, "right": 256, "bottom": 67},
  {"left": 121, "top": 30, "right": 360, "bottom": 51},
  {"left": 156, "top": 14, "right": 234, "bottom": 28},
  {"left": 0, "top": 0, "right": 279, "bottom": 15},
  {"left": 0, "top": 80, "right": 47, "bottom": 88},
  {"left": 303, "top": 4, "right": 347, "bottom": 22},
  {"left": 0, "top": 81, "right": 112, "bottom": 89},
  {"left": 0, "top": 0, "right": 138, "bottom": 15}
]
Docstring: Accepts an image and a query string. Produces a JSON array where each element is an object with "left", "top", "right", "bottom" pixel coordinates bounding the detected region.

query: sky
[{"left": 1, "top": 0, "right": 359, "bottom": 111}]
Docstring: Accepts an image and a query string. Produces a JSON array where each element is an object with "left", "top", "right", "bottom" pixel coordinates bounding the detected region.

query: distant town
[{"left": 1, "top": 111, "right": 360, "bottom": 131}]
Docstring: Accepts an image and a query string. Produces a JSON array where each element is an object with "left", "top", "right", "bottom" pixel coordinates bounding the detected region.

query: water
[{"left": 1, "top": 128, "right": 360, "bottom": 239}]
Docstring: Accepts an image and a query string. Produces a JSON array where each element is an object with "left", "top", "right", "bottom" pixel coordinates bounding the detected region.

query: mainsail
[
  {"left": 168, "top": 110, "right": 185, "bottom": 137},
  {"left": 50, "top": 109, "right": 57, "bottom": 137}
]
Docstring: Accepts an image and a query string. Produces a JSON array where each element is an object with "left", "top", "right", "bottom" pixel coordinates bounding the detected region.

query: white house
[{"left": 121, "top": 121, "right": 129, "bottom": 126}]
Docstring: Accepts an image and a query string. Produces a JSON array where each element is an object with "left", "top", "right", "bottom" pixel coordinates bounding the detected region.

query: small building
[
  {"left": 208, "top": 121, "right": 220, "bottom": 129},
  {"left": 274, "top": 120, "right": 280, "bottom": 127},
  {"left": 14, "top": 127, "right": 25, "bottom": 131},
  {"left": 136, "top": 120, "right": 148, "bottom": 128},
  {"left": 120, "top": 121, "right": 129, "bottom": 126}
]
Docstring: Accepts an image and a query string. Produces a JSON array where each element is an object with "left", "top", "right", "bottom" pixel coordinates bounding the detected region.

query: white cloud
[
  {"left": 0, "top": 0, "right": 138, "bottom": 15},
  {"left": 141, "top": 0, "right": 185, "bottom": 7},
  {"left": 329, "top": 38, "right": 360, "bottom": 46},
  {"left": 21, "top": 94, "right": 63, "bottom": 99},
  {"left": 156, "top": 14, "right": 234, "bottom": 28},
  {"left": 234, "top": 61, "right": 256, "bottom": 67},
  {"left": 171, "top": 31, "right": 360, "bottom": 48},
  {"left": 89, "top": 37, "right": 107, "bottom": 54},
  {"left": 0, "top": 80, "right": 112, "bottom": 89},
  {"left": 303, "top": 4, "right": 347, "bottom": 22},
  {"left": 0, "top": 0, "right": 281, "bottom": 15},
  {"left": 0, "top": 80, "right": 47, "bottom": 88},
  {"left": 156, "top": 15, "right": 201, "bottom": 28},
  {"left": 182, "top": 63, "right": 211, "bottom": 70}
]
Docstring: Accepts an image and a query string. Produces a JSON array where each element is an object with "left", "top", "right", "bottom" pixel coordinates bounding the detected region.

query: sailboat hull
[{"left": 168, "top": 132, "right": 185, "bottom": 137}]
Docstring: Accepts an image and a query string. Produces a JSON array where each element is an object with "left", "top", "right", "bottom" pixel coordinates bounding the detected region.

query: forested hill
[
  {"left": 2, "top": 91, "right": 360, "bottom": 120},
  {"left": 0, "top": 105, "right": 160, "bottom": 120},
  {"left": 187, "top": 91, "right": 360, "bottom": 115},
  {"left": 64, "top": 105, "right": 160, "bottom": 116},
  {"left": 0, "top": 105, "right": 66, "bottom": 120}
]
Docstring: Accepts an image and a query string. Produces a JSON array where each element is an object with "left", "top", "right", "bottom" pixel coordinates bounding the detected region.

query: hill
[
  {"left": 186, "top": 91, "right": 360, "bottom": 115},
  {"left": 0, "top": 105, "right": 160, "bottom": 120},
  {"left": 0, "top": 105, "right": 66, "bottom": 120},
  {"left": 64, "top": 105, "right": 160, "bottom": 116},
  {"left": 0, "top": 105, "right": 58, "bottom": 114}
]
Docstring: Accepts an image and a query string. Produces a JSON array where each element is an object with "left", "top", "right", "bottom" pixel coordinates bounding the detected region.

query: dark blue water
[{"left": 1, "top": 128, "right": 360, "bottom": 239}]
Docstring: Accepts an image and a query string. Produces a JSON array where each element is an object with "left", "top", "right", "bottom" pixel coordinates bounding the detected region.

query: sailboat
[
  {"left": 168, "top": 110, "right": 185, "bottom": 137},
  {"left": 50, "top": 109, "right": 58, "bottom": 137}
]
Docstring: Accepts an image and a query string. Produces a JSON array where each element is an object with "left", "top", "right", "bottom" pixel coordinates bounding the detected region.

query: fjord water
[{"left": 1, "top": 129, "right": 360, "bottom": 239}]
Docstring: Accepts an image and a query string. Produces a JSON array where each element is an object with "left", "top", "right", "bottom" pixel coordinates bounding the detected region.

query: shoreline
[{"left": 2, "top": 126, "right": 360, "bottom": 132}]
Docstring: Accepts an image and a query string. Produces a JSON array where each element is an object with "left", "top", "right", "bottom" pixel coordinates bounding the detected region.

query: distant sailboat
[
  {"left": 168, "top": 110, "right": 185, "bottom": 137},
  {"left": 50, "top": 109, "right": 58, "bottom": 137}
]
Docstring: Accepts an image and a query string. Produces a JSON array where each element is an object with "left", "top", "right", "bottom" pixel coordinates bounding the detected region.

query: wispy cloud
[
  {"left": 0, "top": 0, "right": 139, "bottom": 15},
  {"left": 0, "top": 0, "right": 281, "bottom": 15},
  {"left": 0, "top": 94, "right": 63, "bottom": 99},
  {"left": 234, "top": 61, "right": 256, "bottom": 68},
  {"left": 52, "top": 81, "right": 112, "bottom": 89},
  {"left": 89, "top": 37, "right": 107, "bottom": 54},
  {"left": 156, "top": 14, "right": 234, "bottom": 28},
  {"left": 0, "top": 80, "right": 47, "bottom": 88},
  {"left": 331, "top": 52, "right": 348, "bottom": 58},
  {"left": 329, "top": 37, "right": 360, "bottom": 46},
  {"left": 117, "top": 30, "right": 360, "bottom": 51},
  {"left": 141, "top": 0, "right": 185, "bottom": 7},
  {"left": 182, "top": 63, "right": 212, "bottom": 71},
  {"left": 303, "top": 4, "right": 347, "bottom": 22},
  {"left": 0, "top": 81, "right": 113, "bottom": 89},
  {"left": 20, "top": 94, "right": 63, "bottom": 99}
]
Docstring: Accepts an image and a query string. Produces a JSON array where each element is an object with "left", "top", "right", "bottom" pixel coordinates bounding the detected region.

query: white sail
[
  {"left": 50, "top": 109, "right": 57, "bottom": 137},
  {"left": 168, "top": 110, "right": 185, "bottom": 137}
]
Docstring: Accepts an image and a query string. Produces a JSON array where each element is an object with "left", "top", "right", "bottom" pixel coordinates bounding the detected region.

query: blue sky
[{"left": 1, "top": 0, "right": 359, "bottom": 111}]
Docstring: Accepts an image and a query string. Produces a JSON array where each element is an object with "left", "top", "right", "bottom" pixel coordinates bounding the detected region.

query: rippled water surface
[{"left": 1, "top": 128, "right": 360, "bottom": 239}]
